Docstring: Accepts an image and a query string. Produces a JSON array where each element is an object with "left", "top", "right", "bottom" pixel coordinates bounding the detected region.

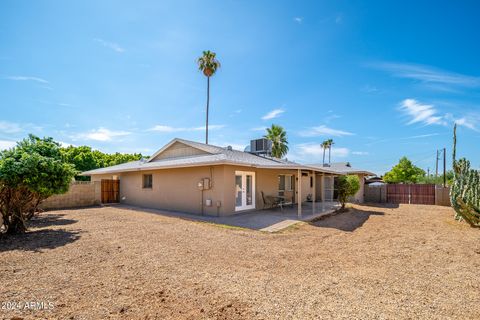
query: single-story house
[{"left": 82, "top": 138, "right": 374, "bottom": 216}]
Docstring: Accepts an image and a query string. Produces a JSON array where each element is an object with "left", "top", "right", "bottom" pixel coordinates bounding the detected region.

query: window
[
  {"left": 278, "top": 174, "right": 294, "bottom": 191},
  {"left": 143, "top": 174, "right": 153, "bottom": 189}
]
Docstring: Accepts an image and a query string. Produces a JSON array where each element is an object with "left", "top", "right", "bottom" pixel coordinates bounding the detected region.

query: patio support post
[
  {"left": 297, "top": 169, "right": 302, "bottom": 218},
  {"left": 312, "top": 171, "right": 316, "bottom": 214}
]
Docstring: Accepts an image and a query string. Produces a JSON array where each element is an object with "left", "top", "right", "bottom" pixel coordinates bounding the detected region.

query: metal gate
[
  {"left": 386, "top": 184, "right": 435, "bottom": 205},
  {"left": 101, "top": 179, "right": 120, "bottom": 203}
]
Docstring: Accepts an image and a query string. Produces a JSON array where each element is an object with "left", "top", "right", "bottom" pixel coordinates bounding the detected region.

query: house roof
[
  {"left": 82, "top": 138, "right": 328, "bottom": 175},
  {"left": 82, "top": 138, "right": 376, "bottom": 176},
  {"left": 307, "top": 162, "right": 376, "bottom": 176}
]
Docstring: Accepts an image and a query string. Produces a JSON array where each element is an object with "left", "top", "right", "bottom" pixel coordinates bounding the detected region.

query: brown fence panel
[
  {"left": 410, "top": 184, "right": 435, "bottom": 205},
  {"left": 386, "top": 184, "right": 435, "bottom": 205},
  {"left": 386, "top": 184, "right": 409, "bottom": 204},
  {"left": 101, "top": 179, "right": 120, "bottom": 203}
]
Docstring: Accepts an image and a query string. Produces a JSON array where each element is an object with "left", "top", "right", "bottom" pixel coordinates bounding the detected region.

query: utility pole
[
  {"left": 443, "top": 147, "right": 446, "bottom": 187},
  {"left": 435, "top": 150, "right": 439, "bottom": 177}
]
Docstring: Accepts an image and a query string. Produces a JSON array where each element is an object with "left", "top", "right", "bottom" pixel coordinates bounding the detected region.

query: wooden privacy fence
[
  {"left": 101, "top": 179, "right": 120, "bottom": 203},
  {"left": 364, "top": 184, "right": 450, "bottom": 206},
  {"left": 387, "top": 184, "right": 435, "bottom": 205}
]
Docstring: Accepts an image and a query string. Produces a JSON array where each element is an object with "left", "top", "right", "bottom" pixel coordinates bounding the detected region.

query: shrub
[
  {"left": 0, "top": 135, "right": 76, "bottom": 235},
  {"left": 337, "top": 175, "right": 360, "bottom": 209}
]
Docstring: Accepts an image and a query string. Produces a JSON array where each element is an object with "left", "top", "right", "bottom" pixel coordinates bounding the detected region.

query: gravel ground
[{"left": 1, "top": 203, "right": 479, "bottom": 319}]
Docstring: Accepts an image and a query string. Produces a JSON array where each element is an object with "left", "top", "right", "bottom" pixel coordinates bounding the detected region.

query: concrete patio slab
[{"left": 115, "top": 202, "right": 340, "bottom": 232}]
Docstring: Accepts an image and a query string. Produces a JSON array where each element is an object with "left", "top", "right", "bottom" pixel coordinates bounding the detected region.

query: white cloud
[
  {"left": 295, "top": 143, "right": 350, "bottom": 159},
  {"left": 0, "top": 140, "right": 16, "bottom": 150},
  {"left": 94, "top": 38, "right": 125, "bottom": 53},
  {"left": 0, "top": 120, "right": 22, "bottom": 133},
  {"left": 4, "top": 76, "right": 48, "bottom": 84},
  {"left": 73, "top": 127, "right": 131, "bottom": 142},
  {"left": 262, "top": 109, "right": 285, "bottom": 120},
  {"left": 370, "top": 62, "right": 480, "bottom": 88},
  {"left": 149, "top": 124, "right": 225, "bottom": 132},
  {"left": 299, "top": 125, "right": 354, "bottom": 137},
  {"left": 400, "top": 99, "right": 446, "bottom": 126},
  {"left": 293, "top": 17, "right": 303, "bottom": 24},
  {"left": 352, "top": 151, "right": 369, "bottom": 155},
  {"left": 453, "top": 117, "right": 477, "bottom": 131}
]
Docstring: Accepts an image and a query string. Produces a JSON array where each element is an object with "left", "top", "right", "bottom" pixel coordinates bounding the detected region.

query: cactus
[{"left": 450, "top": 124, "right": 480, "bottom": 227}]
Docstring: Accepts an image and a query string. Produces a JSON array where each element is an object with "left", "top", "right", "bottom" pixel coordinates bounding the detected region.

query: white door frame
[{"left": 235, "top": 171, "right": 256, "bottom": 211}]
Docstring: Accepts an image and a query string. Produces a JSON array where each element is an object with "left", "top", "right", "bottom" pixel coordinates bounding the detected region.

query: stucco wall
[
  {"left": 115, "top": 166, "right": 226, "bottom": 216},
  {"left": 221, "top": 166, "right": 303, "bottom": 214},
  {"left": 40, "top": 181, "right": 101, "bottom": 210}
]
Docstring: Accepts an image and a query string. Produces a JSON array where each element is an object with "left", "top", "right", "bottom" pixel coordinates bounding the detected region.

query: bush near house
[
  {"left": 61, "top": 146, "right": 144, "bottom": 181},
  {"left": 0, "top": 135, "right": 76, "bottom": 235},
  {"left": 383, "top": 157, "right": 425, "bottom": 184},
  {"left": 337, "top": 175, "right": 360, "bottom": 209}
]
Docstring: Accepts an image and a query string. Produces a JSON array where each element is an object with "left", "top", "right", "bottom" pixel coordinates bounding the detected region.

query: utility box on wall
[{"left": 198, "top": 178, "right": 211, "bottom": 190}]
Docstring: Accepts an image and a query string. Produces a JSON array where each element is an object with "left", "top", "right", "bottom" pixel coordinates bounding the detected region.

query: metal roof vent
[{"left": 226, "top": 145, "right": 233, "bottom": 151}]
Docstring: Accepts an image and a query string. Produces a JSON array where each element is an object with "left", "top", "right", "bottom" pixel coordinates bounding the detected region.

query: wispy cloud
[
  {"left": 94, "top": 38, "right": 125, "bottom": 53},
  {"left": 149, "top": 124, "right": 225, "bottom": 132},
  {"left": 295, "top": 143, "right": 350, "bottom": 159},
  {"left": 293, "top": 17, "right": 303, "bottom": 24},
  {"left": 352, "top": 151, "right": 369, "bottom": 156},
  {"left": 299, "top": 125, "right": 354, "bottom": 137},
  {"left": 0, "top": 120, "right": 23, "bottom": 134},
  {"left": 73, "top": 127, "right": 131, "bottom": 142},
  {"left": 4, "top": 76, "right": 49, "bottom": 84},
  {"left": 400, "top": 99, "right": 446, "bottom": 126},
  {"left": 0, "top": 140, "right": 16, "bottom": 150},
  {"left": 262, "top": 109, "right": 285, "bottom": 120},
  {"left": 370, "top": 62, "right": 480, "bottom": 88}
]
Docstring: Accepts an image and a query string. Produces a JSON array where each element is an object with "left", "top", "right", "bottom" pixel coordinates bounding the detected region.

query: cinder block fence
[{"left": 40, "top": 181, "right": 101, "bottom": 210}]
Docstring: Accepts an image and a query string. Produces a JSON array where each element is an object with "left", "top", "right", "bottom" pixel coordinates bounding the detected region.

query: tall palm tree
[
  {"left": 327, "top": 138, "right": 334, "bottom": 164},
  {"left": 321, "top": 140, "right": 329, "bottom": 165},
  {"left": 197, "top": 50, "right": 221, "bottom": 144},
  {"left": 264, "top": 124, "right": 289, "bottom": 158}
]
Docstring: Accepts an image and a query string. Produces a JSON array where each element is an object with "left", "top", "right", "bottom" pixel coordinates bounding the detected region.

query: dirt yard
[{"left": 1, "top": 204, "right": 479, "bottom": 319}]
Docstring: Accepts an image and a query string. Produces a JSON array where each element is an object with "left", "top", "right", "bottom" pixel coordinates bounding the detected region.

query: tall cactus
[{"left": 450, "top": 124, "right": 480, "bottom": 227}]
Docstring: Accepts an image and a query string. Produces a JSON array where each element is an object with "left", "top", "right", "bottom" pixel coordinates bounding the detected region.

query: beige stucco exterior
[{"left": 90, "top": 164, "right": 343, "bottom": 216}]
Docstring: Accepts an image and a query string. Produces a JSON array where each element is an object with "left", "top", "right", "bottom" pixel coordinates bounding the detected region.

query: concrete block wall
[{"left": 40, "top": 181, "right": 101, "bottom": 210}]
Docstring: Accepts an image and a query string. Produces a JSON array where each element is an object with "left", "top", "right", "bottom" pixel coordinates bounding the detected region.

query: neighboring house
[
  {"left": 308, "top": 162, "right": 376, "bottom": 203},
  {"left": 82, "top": 138, "right": 374, "bottom": 216}
]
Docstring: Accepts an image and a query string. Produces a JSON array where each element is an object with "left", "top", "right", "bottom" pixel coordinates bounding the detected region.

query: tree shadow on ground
[
  {"left": 310, "top": 207, "right": 385, "bottom": 232},
  {"left": 0, "top": 229, "right": 81, "bottom": 252},
  {"left": 1, "top": 214, "right": 81, "bottom": 252},
  {"left": 29, "top": 213, "right": 78, "bottom": 228}
]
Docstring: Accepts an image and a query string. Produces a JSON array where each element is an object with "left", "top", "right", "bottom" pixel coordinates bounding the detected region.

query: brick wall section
[{"left": 40, "top": 181, "right": 101, "bottom": 210}]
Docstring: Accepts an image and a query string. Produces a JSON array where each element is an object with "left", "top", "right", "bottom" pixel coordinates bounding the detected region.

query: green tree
[
  {"left": 383, "top": 157, "right": 425, "bottom": 183},
  {"left": 264, "top": 124, "right": 289, "bottom": 158},
  {"left": 337, "top": 175, "right": 360, "bottom": 209},
  {"left": 0, "top": 135, "right": 76, "bottom": 235},
  {"left": 61, "top": 146, "right": 143, "bottom": 180},
  {"left": 197, "top": 50, "right": 221, "bottom": 144},
  {"left": 417, "top": 170, "right": 454, "bottom": 185}
]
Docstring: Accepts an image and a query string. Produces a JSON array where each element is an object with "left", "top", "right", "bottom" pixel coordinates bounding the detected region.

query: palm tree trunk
[
  {"left": 205, "top": 76, "right": 210, "bottom": 144},
  {"left": 322, "top": 148, "right": 325, "bottom": 165},
  {"left": 329, "top": 146, "right": 331, "bottom": 164}
]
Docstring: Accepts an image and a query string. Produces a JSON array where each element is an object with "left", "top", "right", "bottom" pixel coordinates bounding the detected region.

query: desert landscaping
[{"left": 1, "top": 204, "right": 479, "bottom": 319}]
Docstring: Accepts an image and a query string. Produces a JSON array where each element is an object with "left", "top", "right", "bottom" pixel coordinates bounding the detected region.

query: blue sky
[{"left": 1, "top": 0, "right": 479, "bottom": 175}]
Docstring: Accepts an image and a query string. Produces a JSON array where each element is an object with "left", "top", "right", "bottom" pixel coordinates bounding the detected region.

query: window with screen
[
  {"left": 278, "top": 174, "right": 294, "bottom": 191},
  {"left": 143, "top": 174, "right": 153, "bottom": 189}
]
